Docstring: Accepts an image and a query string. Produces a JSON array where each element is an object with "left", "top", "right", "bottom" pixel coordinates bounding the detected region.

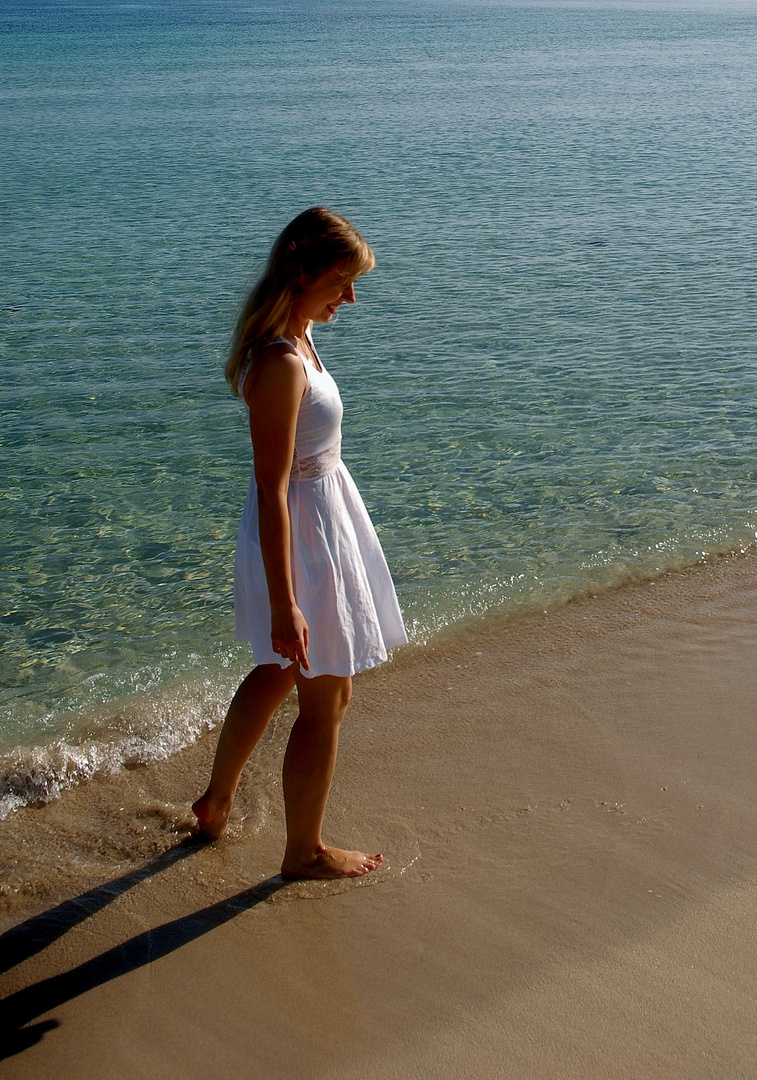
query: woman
[{"left": 193, "top": 207, "right": 407, "bottom": 879}]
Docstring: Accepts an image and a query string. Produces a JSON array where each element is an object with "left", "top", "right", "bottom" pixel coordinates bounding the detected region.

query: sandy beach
[{"left": 2, "top": 549, "right": 757, "bottom": 1079}]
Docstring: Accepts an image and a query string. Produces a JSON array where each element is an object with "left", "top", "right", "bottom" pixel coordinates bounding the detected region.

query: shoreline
[
  {"left": 2, "top": 545, "right": 757, "bottom": 1076},
  {"left": 2, "top": 542, "right": 756, "bottom": 823}
]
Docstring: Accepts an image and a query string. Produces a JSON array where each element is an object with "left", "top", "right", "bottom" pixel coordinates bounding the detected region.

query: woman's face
[{"left": 297, "top": 265, "right": 357, "bottom": 324}]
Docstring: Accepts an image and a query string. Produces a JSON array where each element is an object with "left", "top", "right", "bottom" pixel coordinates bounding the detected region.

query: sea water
[{"left": 2, "top": 0, "right": 756, "bottom": 814}]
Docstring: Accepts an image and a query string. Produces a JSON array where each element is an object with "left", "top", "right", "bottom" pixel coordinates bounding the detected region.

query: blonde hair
[{"left": 225, "top": 207, "right": 375, "bottom": 397}]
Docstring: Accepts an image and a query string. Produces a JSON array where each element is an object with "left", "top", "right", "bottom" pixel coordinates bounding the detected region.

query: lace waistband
[{"left": 290, "top": 440, "right": 342, "bottom": 481}]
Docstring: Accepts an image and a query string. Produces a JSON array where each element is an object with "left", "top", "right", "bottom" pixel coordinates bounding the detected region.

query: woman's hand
[{"left": 271, "top": 602, "right": 310, "bottom": 671}]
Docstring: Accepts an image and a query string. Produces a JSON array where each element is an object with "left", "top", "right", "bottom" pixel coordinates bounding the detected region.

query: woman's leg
[
  {"left": 280, "top": 671, "right": 383, "bottom": 879},
  {"left": 193, "top": 663, "right": 296, "bottom": 839}
]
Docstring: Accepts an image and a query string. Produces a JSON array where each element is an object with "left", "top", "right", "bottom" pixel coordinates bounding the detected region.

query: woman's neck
[{"left": 286, "top": 315, "right": 310, "bottom": 341}]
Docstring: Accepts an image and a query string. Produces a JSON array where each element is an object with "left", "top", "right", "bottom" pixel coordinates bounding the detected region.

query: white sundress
[{"left": 234, "top": 333, "right": 407, "bottom": 678}]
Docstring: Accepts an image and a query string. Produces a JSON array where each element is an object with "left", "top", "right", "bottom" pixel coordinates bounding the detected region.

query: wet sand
[{"left": 2, "top": 550, "right": 757, "bottom": 1079}]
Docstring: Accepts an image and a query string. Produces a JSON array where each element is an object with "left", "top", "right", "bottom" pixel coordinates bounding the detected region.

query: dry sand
[{"left": 2, "top": 550, "right": 757, "bottom": 1079}]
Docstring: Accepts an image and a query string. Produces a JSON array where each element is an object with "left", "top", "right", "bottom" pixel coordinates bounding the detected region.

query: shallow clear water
[{"left": 2, "top": 0, "right": 756, "bottom": 810}]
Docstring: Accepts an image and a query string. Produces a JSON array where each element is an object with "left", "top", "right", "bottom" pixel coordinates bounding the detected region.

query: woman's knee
[
  {"left": 337, "top": 677, "right": 352, "bottom": 711},
  {"left": 296, "top": 673, "right": 352, "bottom": 721}
]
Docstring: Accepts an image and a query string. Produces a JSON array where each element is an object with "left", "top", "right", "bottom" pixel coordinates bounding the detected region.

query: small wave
[{"left": 0, "top": 678, "right": 231, "bottom": 819}]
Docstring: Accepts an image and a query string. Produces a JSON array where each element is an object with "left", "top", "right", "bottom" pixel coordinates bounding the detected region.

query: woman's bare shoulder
[{"left": 243, "top": 341, "right": 306, "bottom": 404}]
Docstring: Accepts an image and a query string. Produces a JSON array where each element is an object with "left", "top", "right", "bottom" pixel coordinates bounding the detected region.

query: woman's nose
[{"left": 342, "top": 282, "right": 356, "bottom": 303}]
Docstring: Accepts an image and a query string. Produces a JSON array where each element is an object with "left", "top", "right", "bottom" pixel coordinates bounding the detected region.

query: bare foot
[
  {"left": 191, "top": 791, "right": 231, "bottom": 840},
  {"left": 281, "top": 845, "right": 383, "bottom": 880}
]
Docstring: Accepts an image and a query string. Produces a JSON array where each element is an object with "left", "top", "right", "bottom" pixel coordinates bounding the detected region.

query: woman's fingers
[
  {"left": 301, "top": 623, "right": 310, "bottom": 669},
  {"left": 270, "top": 603, "right": 309, "bottom": 669},
  {"left": 291, "top": 631, "right": 310, "bottom": 670},
  {"left": 271, "top": 617, "right": 309, "bottom": 670}
]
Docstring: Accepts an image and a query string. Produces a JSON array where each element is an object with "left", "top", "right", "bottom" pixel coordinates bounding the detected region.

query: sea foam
[{"left": 0, "top": 678, "right": 229, "bottom": 819}]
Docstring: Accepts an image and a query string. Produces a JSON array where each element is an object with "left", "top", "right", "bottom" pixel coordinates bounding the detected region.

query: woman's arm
[{"left": 245, "top": 345, "right": 310, "bottom": 670}]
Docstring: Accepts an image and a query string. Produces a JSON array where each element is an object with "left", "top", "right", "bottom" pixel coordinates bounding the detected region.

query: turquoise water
[{"left": 2, "top": 0, "right": 756, "bottom": 811}]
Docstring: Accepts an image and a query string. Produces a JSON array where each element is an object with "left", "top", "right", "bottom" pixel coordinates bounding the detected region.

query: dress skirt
[{"left": 234, "top": 459, "right": 407, "bottom": 679}]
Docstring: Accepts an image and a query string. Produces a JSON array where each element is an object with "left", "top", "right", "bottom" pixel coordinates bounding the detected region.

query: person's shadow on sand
[{"left": 0, "top": 837, "right": 288, "bottom": 1061}]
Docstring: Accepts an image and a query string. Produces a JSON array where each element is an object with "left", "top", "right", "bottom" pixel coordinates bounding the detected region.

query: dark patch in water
[
  {"left": 25, "top": 628, "right": 75, "bottom": 647},
  {"left": 1, "top": 611, "right": 36, "bottom": 626}
]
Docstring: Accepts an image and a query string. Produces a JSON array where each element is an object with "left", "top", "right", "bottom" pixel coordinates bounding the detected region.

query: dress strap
[
  {"left": 265, "top": 336, "right": 309, "bottom": 380},
  {"left": 267, "top": 334, "right": 322, "bottom": 373}
]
